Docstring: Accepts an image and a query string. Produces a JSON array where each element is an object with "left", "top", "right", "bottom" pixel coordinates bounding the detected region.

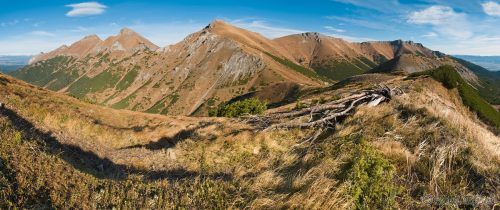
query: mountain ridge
[
  {"left": 11, "top": 20, "right": 496, "bottom": 116},
  {"left": 29, "top": 27, "right": 159, "bottom": 64}
]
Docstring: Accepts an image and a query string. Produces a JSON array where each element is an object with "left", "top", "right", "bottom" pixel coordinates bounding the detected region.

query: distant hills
[
  {"left": 454, "top": 55, "right": 500, "bottom": 72},
  {"left": 7, "top": 20, "right": 499, "bottom": 116},
  {"left": 0, "top": 55, "right": 31, "bottom": 72}
]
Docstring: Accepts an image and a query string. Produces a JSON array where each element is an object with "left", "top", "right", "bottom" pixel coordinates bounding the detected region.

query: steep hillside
[
  {"left": 9, "top": 20, "right": 489, "bottom": 117},
  {"left": 371, "top": 54, "right": 479, "bottom": 85},
  {"left": 12, "top": 21, "right": 324, "bottom": 116},
  {"left": 452, "top": 57, "right": 500, "bottom": 106},
  {"left": 410, "top": 65, "right": 500, "bottom": 128},
  {"left": 272, "top": 34, "right": 464, "bottom": 81},
  {"left": 0, "top": 72, "right": 498, "bottom": 209}
]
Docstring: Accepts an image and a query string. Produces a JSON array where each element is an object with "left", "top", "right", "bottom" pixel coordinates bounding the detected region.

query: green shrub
[
  {"left": 10, "top": 56, "right": 73, "bottom": 88},
  {"left": 311, "top": 59, "right": 367, "bottom": 81},
  {"left": 68, "top": 69, "right": 121, "bottom": 98},
  {"left": 263, "top": 51, "right": 326, "bottom": 81},
  {"left": 409, "top": 65, "right": 500, "bottom": 127},
  {"left": 115, "top": 67, "right": 139, "bottom": 91},
  {"left": 209, "top": 98, "right": 267, "bottom": 117},
  {"left": 349, "top": 141, "right": 401, "bottom": 209},
  {"left": 452, "top": 57, "right": 500, "bottom": 105}
]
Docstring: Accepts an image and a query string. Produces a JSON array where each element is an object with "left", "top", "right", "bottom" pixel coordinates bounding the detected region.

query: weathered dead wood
[
  {"left": 267, "top": 103, "right": 345, "bottom": 120},
  {"left": 255, "top": 86, "right": 400, "bottom": 144},
  {"left": 264, "top": 95, "right": 369, "bottom": 130}
]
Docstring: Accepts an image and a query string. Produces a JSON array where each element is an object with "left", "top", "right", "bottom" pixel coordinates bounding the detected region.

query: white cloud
[
  {"left": 429, "top": 35, "right": 500, "bottom": 55},
  {"left": 229, "top": 19, "right": 372, "bottom": 41},
  {"left": 230, "top": 19, "right": 304, "bottom": 38},
  {"left": 408, "top": 6, "right": 461, "bottom": 24},
  {"left": 31, "top": 31, "right": 55, "bottom": 37},
  {"left": 324, "top": 33, "right": 374, "bottom": 42},
  {"left": 66, "top": 2, "right": 107, "bottom": 17},
  {"left": 482, "top": 1, "right": 500, "bottom": 17},
  {"left": 326, "top": 16, "right": 396, "bottom": 31},
  {"left": 407, "top": 6, "right": 472, "bottom": 39},
  {"left": 422, "top": 32, "right": 438, "bottom": 38},
  {"left": 324, "top": 26, "right": 346, "bottom": 33},
  {"left": 70, "top": 26, "right": 90, "bottom": 32}
]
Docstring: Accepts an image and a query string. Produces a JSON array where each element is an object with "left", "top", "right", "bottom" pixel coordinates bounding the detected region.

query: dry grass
[
  {"left": 1, "top": 73, "right": 498, "bottom": 209},
  {"left": 397, "top": 77, "right": 500, "bottom": 165}
]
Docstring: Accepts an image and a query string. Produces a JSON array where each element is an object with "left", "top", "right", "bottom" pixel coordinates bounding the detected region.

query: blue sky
[{"left": 1, "top": 0, "right": 500, "bottom": 55}]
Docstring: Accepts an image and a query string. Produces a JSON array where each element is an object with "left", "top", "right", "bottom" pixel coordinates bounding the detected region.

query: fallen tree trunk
[
  {"left": 249, "top": 86, "right": 402, "bottom": 143},
  {"left": 264, "top": 95, "right": 369, "bottom": 130}
]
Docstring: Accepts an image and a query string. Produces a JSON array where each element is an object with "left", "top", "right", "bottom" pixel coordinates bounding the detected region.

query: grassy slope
[
  {"left": 262, "top": 51, "right": 326, "bottom": 81},
  {"left": 311, "top": 57, "right": 376, "bottom": 81},
  {"left": 9, "top": 56, "right": 76, "bottom": 89},
  {"left": 452, "top": 57, "right": 500, "bottom": 105},
  {"left": 410, "top": 65, "right": 500, "bottom": 128},
  {"left": 0, "top": 73, "right": 498, "bottom": 209},
  {"left": 67, "top": 68, "right": 122, "bottom": 99},
  {"left": 0, "top": 116, "right": 240, "bottom": 209}
]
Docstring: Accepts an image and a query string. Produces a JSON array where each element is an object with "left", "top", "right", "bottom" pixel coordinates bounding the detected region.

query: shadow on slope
[
  {"left": 120, "top": 121, "right": 219, "bottom": 150},
  {"left": 0, "top": 107, "right": 232, "bottom": 182}
]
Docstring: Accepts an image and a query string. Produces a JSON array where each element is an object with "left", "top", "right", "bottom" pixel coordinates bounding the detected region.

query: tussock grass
[
  {"left": 0, "top": 118, "right": 245, "bottom": 209},
  {"left": 0, "top": 73, "right": 498, "bottom": 209}
]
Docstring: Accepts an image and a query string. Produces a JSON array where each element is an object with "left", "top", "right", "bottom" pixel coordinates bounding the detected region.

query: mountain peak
[
  {"left": 82, "top": 34, "right": 101, "bottom": 41},
  {"left": 96, "top": 27, "right": 159, "bottom": 52},
  {"left": 207, "top": 19, "right": 227, "bottom": 29},
  {"left": 57, "top": 44, "right": 69, "bottom": 50},
  {"left": 119, "top": 27, "right": 138, "bottom": 36}
]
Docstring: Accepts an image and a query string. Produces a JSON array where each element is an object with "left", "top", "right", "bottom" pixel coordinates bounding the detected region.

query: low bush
[
  {"left": 348, "top": 140, "right": 401, "bottom": 209},
  {"left": 209, "top": 98, "right": 267, "bottom": 117}
]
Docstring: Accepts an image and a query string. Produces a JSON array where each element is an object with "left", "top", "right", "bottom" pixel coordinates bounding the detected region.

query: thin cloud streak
[
  {"left": 31, "top": 31, "right": 56, "bottom": 37},
  {"left": 230, "top": 19, "right": 304, "bottom": 38}
]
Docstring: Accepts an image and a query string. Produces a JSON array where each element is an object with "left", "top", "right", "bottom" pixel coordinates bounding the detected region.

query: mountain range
[
  {"left": 9, "top": 20, "right": 499, "bottom": 116},
  {"left": 1, "top": 20, "right": 499, "bottom": 209}
]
